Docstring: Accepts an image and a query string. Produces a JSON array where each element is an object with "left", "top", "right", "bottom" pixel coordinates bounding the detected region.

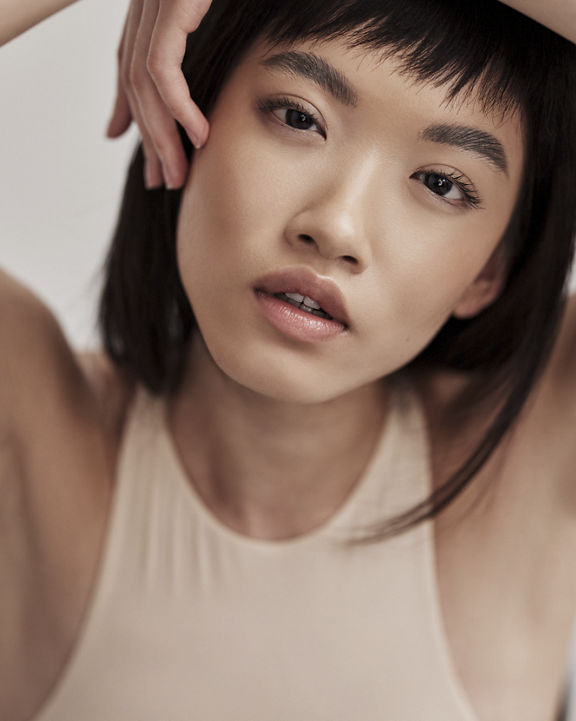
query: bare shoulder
[
  {"left": 0, "top": 268, "right": 86, "bottom": 436},
  {"left": 0, "top": 267, "right": 134, "bottom": 446},
  {"left": 509, "top": 292, "right": 576, "bottom": 511},
  {"left": 540, "top": 292, "right": 576, "bottom": 394},
  {"left": 0, "top": 270, "right": 136, "bottom": 720},
  {"left": 0, "top": 268, "right": 136, "bottom": 545}
]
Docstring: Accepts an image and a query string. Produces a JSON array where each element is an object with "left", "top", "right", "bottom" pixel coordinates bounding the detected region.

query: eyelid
[
  {"left": 256, "top": 95, "right": 327, "bottom": 137},
  {"left": 411, "top": 166, "right": 483, "bottom": 209}
]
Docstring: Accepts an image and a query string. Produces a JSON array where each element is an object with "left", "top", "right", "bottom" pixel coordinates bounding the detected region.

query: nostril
[
  {"left": 299, "top": 234, "right": 315, "bottom": 245},
  {"left": 342, "top": 255, "right": 358, "bottom": 265}
]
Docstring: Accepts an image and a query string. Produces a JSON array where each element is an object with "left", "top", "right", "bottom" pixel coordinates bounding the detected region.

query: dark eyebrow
[
  {"left": 421, "top": 123, "right": 508, "bottom": 175},
  {"left": 259, "top": 51, "right": 358, "bottom": 107}
]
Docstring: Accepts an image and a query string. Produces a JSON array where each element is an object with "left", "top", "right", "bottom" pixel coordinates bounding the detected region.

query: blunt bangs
[{"left": 253, "top": 0, "right": 554, "bottom": 120}]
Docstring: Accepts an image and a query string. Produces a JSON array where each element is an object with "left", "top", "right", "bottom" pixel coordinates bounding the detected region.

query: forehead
[{"left": 232, "top": 36, "right": 524, "bottom": 176}]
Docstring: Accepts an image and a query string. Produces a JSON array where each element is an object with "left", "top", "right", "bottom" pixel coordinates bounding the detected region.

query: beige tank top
[{"left": 34, "top": 380, "right": 479, "bottom": 721}]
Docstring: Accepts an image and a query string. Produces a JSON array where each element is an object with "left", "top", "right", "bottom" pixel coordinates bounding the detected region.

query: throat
[{"left": 169, "top": 334, "right": 389, "bottom": 541}]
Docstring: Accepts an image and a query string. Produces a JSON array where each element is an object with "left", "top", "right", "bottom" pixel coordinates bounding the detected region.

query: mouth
[
  {"left": 253, "top": 267, "right": 350, "bottom": 343},
  {"left": 254, "top": 267, "right": 350, "bottom": 328}
]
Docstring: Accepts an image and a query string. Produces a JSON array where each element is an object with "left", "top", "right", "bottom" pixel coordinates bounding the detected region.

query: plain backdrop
[
  {"left": 0, "top": 0, "right": 135, "bottom": 347},
  {"left": 0, "top": 0, "right": 575, "bottom": 717}
]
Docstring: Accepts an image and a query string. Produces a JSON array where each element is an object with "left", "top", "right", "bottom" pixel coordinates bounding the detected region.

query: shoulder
[
  {"left": 0, "top": 268, "right": 135, "bottom": 443},
  {"left": 494, "top": 292, "right": 576, "bottom": 511},
  {"left": 0, "top": 269, "right": 138, "bottom": 510},
  {"left": 0, "top": 269, "right": 137, "bottom": 710},
  {"left": 544, "top": 292, "right": 576, "bottom": 388}
]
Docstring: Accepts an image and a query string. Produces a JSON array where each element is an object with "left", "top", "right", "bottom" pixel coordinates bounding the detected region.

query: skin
[
  {"left": 1, "top": 26, "right": 576, "bottom": 721},
  {"left": 170, "top": 38, "right": 523, "bottom": 537},
  {"left": 0, "top": 0, "right": 77, "bottom": 46}
]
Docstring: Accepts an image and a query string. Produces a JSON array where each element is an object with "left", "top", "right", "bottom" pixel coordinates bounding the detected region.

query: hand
[
  {"left": 498, "top": 0, "right": 576, "bottom": 44},
  {"left": 106, "top": 0, "right": 212, "bottom": 190}
]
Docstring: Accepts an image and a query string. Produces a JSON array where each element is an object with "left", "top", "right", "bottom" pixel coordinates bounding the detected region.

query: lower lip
[{"left": 255, "top": 291, "right": 347, "bottom": 343}]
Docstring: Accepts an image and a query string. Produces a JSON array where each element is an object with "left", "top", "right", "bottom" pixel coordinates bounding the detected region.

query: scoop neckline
[{"left": 157, "top": 381, "right": 405, "bottom": 552}]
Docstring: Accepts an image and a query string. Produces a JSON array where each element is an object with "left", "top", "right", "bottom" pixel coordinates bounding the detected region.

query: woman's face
[{"left": 176, "top": 37, "right": 524, "bottom": 404}]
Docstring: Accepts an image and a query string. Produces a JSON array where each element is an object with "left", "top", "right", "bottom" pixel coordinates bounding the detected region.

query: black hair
[{"left": 99, "top": 0, "right": 576, "bottom": 539}]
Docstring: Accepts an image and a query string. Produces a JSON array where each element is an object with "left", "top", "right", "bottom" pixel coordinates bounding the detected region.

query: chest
[{"left": 8, "top": 392, "right": 576, "bottom": 721}]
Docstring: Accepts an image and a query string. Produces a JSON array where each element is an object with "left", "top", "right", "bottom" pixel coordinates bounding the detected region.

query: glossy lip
[{"left": 253, "top": 267, "right": 350, "bottom": 327}]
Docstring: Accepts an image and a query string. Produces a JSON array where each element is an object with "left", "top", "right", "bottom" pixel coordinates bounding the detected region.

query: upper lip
[{"left": 254, "top": 267, "right": 350, "bottom": 326}]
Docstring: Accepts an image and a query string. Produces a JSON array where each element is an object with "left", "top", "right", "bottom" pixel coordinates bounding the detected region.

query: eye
[
  {"left": 411, "top": 170, "right": 482, "bottom": 208},
  {"left": 257, "top": 97, "right": 326, "bottom": 138},
  {"left": 276, "top": 107, "right": 318, "bottom": 131}
]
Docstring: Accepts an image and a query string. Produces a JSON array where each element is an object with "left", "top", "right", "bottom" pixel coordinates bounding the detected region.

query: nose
[{"left": 284, "top": 160, "right": 376, "bottom": 273}]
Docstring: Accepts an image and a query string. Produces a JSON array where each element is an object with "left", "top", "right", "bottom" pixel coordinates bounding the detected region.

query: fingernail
[{"left": 190, "top": 124, "right": 208, "bottom": 150}]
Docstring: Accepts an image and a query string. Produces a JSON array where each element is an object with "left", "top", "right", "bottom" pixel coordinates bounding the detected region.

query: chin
[{"left": 203, "top": 336, "right": 369, "bottom": 406}]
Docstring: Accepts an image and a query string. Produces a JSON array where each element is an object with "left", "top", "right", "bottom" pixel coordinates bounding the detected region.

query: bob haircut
[{"left": 100, "top": 0, "right": 576, "bottom": 539}]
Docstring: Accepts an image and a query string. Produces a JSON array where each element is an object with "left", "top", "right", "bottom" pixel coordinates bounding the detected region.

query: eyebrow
[
  {"left": 260, "top": 52, "right": 509, "bottom": 175},
  {"left": 259, "top": 51, "right": 359, "bottom": 107},
  {"left": 420, "top": 124, "right": 508, "bottom": 175}
]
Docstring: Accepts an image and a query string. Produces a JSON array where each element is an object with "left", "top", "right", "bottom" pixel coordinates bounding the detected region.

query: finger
[
  {"left": 162, "top": 0, "right": 213, "bottom": 34},
  {"left": 121, "top": 0, "right": 166, "bottom": 186},
  {"left": 135, "top": 101, "right": 165, "bottom": 188},
  {"left": 106, "top": 8, "right": 134, "bottom": 138},
  {"left": 128, "top": 82, "right": 166, "bottom": 188},
  {"left": 142, "top": 143, "right": 165, "bottom": 189},
  {"left": 147, "top": 3, "right": 211, "bottom": 147},
  {"left": 130, "top": 0, "right": 190, "bottom": 187},
  {"left": 134, "top": 87, "right": 190, "bottom": 187},
  {"left": 148, "top": 33, "right": 209, "bottom": 149},
  {"left": 106, "top": 81, "right": 133, "bottom": 138}
]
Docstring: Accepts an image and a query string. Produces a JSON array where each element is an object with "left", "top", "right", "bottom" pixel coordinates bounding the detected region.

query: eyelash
[
  {"left": 411, "top": 169, "right": 483, "bottom": 209},
  {"left": 257, "top": 97, "right": 482, "bottom": 209},
  {"left": 257, "top": 97, "right": 326, "bottom": 138}
]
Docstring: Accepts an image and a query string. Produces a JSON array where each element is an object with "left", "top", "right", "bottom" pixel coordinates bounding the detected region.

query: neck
[{"left": 168, "top": 335, "right": 389, "bottom": 540}]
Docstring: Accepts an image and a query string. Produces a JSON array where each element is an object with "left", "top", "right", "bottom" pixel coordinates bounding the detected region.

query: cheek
[
  {"left": 178, "top": 122, "right": 296, "bottom": 258},
  {"left": 361, "top": 230, "right": 503, "bottom": 364}
]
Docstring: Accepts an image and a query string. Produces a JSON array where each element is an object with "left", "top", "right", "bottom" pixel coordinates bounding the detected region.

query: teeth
[
  {"left": 276, "top": 292, "right": 333, "bottom": 320},
  {"left": 284, "top": 292, "right": 322, "bottom": 310},
  {"left": 285, "top": 292, "right": 305, "bottom": 303},
  {"left": 302, "top": 295, "right": 322, "bottom": 310}
]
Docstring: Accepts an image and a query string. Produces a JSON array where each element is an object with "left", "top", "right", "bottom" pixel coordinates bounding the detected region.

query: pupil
[
  {"left": 427, "top": 173, "right": 452, "bottom": 196},
  {"left": 287, "top": 109, "right": 312, "bottom": 129}
]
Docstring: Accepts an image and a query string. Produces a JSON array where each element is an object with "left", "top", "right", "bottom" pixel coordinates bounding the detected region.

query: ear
[{"left": 452, "top": 245, "right": 508, "bottom": 319}]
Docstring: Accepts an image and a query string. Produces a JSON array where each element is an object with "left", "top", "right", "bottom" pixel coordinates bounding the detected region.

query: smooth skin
[{"left": 1, "top": 4, "right": 576, "bottom": 721}]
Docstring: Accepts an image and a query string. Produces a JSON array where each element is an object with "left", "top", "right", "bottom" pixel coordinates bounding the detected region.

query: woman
[{"left": 1, "top": 1, "right": 576, "bottom": 720}]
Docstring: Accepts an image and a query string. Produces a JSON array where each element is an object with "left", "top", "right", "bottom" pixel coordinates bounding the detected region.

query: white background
[
  {"left": 0, "top": 0, "right": 135, "bottom": 348},
  {"left": 0, "top": 0, "right": 575, "bottom": 716}
]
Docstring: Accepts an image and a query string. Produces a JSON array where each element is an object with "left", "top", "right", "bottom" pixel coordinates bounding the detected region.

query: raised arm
[
  {"left": 499, "top": 0, "right": 576, "bottom": 43},
  {"left": 0, "top": 0, "right": 78, "bottom": 46}
]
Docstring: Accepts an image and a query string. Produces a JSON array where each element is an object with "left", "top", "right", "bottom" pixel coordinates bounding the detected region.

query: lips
[{"left": 254, "top": 267, "right": 350, "bottom": 327}]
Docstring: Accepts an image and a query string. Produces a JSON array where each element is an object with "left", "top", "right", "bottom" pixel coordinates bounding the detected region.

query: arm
[
  {"left": 0, "top": 0, "right": 78, "bottom": 46},
  {"left": 499, "top": 0, "right": 576, "bottom": 44}
]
